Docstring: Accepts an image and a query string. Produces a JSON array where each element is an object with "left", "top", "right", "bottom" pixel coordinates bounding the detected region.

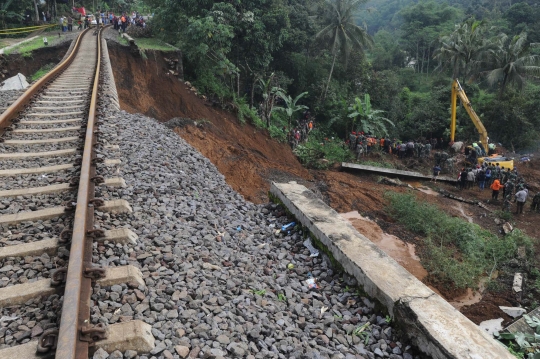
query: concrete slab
[
  {"left": 11, "top": 126, "right": 80, "bottom": 134},
  {"left": 26, "top": 111, "right": 84, "bottom": 117},
  {"left": 104, "top": 159, "right": 121, "bottom": 165},
  {"left": 341, "top": 162, "right": 457, "bottom": 183},
  {"left": 101, "top": 199, "right": 132, "bottom": 214},
  {"left": 97, "top": 265, "right": 145, "bottom": 288},
  {"left": 0, "top": 279, "right": 59, "bottom": 307},
  {"left": 100, "top": 228, "right": 138, "bottom": 245},
  {"left": 0, "top": 265, "right": 143, "bottom": 309},
  {"left": 0, "top": 163, "right": 73, "bottom": 176},
  {"left": 513, "top": 273, "right": 523, "bottom": 293},
  {"left": 0, "top": 238, "right": 58, "bottom": 260},
  {"left": 479, "top": 318, "right": 504, "bottom": 336},
  {"left": 3, "top": 136, "right": 78, "bottom": 145},
  {"left": 0, "top": 148, "right": 76, "bottom": 159},
  {"left": 270, "top": 181, "right": 514, "bottom": 359},
  {"left": 0, "top": 340, "right": 54, "bottom": 359},
  {"left": 506, "top": 306, "right": 540, "bottom": 335},
  {"left": 0, "top": 177, "right": 125, "bottom": 197},
  {"left": 0, "top": 73, "right": 30, "bottom": 91},
  {"left": 93, "top": 321, "right": 155, "bottom": 354},
  {"left": 20, "top": 119, "right": 82, "bottom": 125},
  {"left": 0, "top": 206, "right": 66, "bottom": 225},
  {"left": 499, "top": 306, "right": 527, "bottom": 318}
]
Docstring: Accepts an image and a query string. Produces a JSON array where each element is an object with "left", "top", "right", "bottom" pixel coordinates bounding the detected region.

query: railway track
[{"left": 0, "top": 28, "right": 153, "bottom": 358}]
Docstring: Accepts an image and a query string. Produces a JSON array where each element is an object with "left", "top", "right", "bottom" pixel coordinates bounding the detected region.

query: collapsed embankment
[
  {"left": 104, "top": 37, "right": 539, "bottom": 355},
  {"left": 106, "top": 42, "right": 312, "bottom": 203},
  {"left": 1, "top": 41, "right": 71, "bottom": 81}
]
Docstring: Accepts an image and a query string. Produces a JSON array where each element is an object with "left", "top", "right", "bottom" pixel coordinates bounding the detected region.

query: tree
[
  {"left": 434, "top": 18, "right": 495, "bottom": 80},
  {"left": 316, "top": 0, "right": 373, "bottom": 101},
  {"left": 486, "top": 32, "right": 540, "bottom": 96},
  {"left": 400, "top": 1, "right": 461, "bottom": 75},
  {"left": 0, "top": 0, "right": 24, "bottom": 29},
  {"left": 274, "top": 91, "right": 309, "bottom": 129},
  {"left": 348, "top": 94, "right": 394, "bottom": 137}
]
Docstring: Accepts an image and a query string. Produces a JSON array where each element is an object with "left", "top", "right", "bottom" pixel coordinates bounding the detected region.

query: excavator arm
[{"left": 450, "top": 79, "right": 488, "bottom": 153}]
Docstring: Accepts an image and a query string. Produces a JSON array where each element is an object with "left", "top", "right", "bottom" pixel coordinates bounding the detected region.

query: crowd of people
[
  {"left": 287, "top": 111, "right": 314, "bottom": 149},
  {"left": 454, "top": 164, "right": 537, "bottom": 214},
  {"left": 348, "top": 132, "right": 446, "bottom": 161},
  {"left": 344, "top": 131, "right": 539, "bottom": 215},
  {"left": 111, "top": 12, "right": 147, "bottom": 32},
  {"left": 56, "top": 10, "right": 146, "bottom": 33}
]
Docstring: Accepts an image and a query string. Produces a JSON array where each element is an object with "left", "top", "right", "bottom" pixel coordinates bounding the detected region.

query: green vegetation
[
  {"left": 494, "top": 314, "right": 540, "bottom": 358},
  {"left": 30, "top": 63, "right": 54, "bottom": 82},
  {"left": 132, "top": 37, "right": 176, "bottom": 52},
  {"left": 133, "top": 0, "right": 540, "bottom": 151},
  {"left": 294, "top": 131, "right": 352, "bottom": 169},
  {"left": 386, "top": 192, "right": 534, "bottom": 289},
  {"left": 249, "top": 289, "right": 266, "bottom": 296},
  {"left": 4, "top": 37, "right": 45, "bottom": 56}
]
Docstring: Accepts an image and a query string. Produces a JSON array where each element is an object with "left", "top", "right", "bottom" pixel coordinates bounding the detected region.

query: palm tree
[
  {"left": 486, "top": 32, "right": 540, "bottom": 96},
  {"left": 274, "top": 91, "right": 309, "bottom": 129},
  {"left": 0, "top": 0, "right": 24, "bottom": 29},
  {"left": 316, "top": 0, "right": 373, "bottom": 101},
  {"left": 348, "top": 94, "right": 394, "bottom": 137},
  {"left": 434, "top": 18, "right": 495, "bottom": 80}
]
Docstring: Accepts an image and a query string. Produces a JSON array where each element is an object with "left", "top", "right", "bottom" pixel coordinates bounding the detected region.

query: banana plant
[
  {"left": 494, "top": 314, "right": 540, "bottom": 358},
  {"left": 274, "top": 90, "right": 309, "bottom": 129},
  {"left": 348, "top": 94, "right": 394, "bottom": 137}
]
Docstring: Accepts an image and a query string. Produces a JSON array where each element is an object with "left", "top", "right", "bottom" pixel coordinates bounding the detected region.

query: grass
[
  {"left": 134, "top": 37, "right": 176, "bottom": 51},
  {"left": 117, "top": 33, "right": 176, "bottom": 52},
  {"left": 4, "top": 37, "right": 46, "bottom": 57},
  {"left": 30, "top": 63, "right": 54, "bottom": 82},
  {"left": 385, "top": 192, "right": 534, "bottom": 289}
]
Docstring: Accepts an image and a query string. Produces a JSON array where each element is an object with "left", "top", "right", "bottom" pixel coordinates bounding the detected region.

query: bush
[
  {"left": 193, "top": 70, "right": 230, "bottom": 104},
  {"left": 232, "top": 95, "right": 260, "bottom": 125},
  {"left": 385, "top": 193, "right": 535, "bottom": 289},
  {"left": 269, "top": 125, "right": 287, "bottom": 142},
  {"left": 294, "top": 132, "right": 352, "bottom": 169}
]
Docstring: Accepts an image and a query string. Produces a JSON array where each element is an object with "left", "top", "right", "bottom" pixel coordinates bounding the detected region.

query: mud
[{"left": 340, "top": 211, "right": 429, "bottom": 282}]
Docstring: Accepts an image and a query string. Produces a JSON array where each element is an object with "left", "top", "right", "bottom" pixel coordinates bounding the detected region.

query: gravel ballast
[{"left": 91, "top": 95, "right": 419, "bottom": 359}]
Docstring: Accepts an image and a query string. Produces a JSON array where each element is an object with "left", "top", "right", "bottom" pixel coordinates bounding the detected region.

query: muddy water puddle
[
  {"left": 340, "top": 211, "right": 429, "bottom": 282},
  {"left": 340, "top": 211, "right": 487, "bottom": 307},
  {"left": 403, "top": 181, "right": 439, "bottom": 196}
]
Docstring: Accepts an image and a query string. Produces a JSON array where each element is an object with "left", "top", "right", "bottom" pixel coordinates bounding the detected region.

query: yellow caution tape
[{"left": 0, "top": 24, "right": 57, "bottom": 34}]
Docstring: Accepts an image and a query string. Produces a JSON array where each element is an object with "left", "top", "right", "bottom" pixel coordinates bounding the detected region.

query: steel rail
[
  {"left": 55, "top": 26, "right": 103, "bottom": 358},
  {"left": 0, "top": 28, "right": 90, "bottom": 134}
]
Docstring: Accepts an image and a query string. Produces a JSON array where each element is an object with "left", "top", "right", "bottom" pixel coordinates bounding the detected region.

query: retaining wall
[{"left": 270, "top": 181, "right": 512, "bottom": 359}]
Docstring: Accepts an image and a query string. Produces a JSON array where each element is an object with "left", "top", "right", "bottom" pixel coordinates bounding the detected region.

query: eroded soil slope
[{"left": 107, "top": 43, "right": 311, "bottom": 203}]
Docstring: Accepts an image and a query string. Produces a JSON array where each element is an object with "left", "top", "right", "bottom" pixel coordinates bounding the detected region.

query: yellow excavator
[{"left": 450, "top": 79, "right": 514, "bottom": 170}]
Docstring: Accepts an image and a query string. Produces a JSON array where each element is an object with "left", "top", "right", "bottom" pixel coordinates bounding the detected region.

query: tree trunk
[
  {"left": 322, "top": 52, "right": 337, "bottom": 101},
  {"left": 33, "top": 0, "right": 40, "bottom": 23},
  {"left": 250, "top": 75, "right": 257, "bottom": 109},
  {"left": 416, "top": 41, "right": 419, "bottom": 73}
]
